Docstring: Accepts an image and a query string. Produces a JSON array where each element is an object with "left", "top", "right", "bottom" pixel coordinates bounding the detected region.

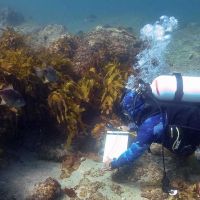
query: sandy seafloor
[
  {"left": 0, "top": 147, "right": 144, "bottom": 200},
  {"left": 0, "top": 18, "right": 200, "bottom": 200}
]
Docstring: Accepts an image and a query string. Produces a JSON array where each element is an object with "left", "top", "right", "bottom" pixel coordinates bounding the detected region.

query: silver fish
[
  {"left": 0, "top": 85, "right": 25, "bottom": 108},
  {"left": 34, "top": 66, "right": 59, "bottom": 83},
  {"left": 84, "top": 14, "right": 97, "bottom": 23}
]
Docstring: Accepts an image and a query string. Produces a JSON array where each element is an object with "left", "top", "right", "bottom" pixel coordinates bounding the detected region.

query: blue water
[{"left": 0, "top": 0, "right": 200, "bottom": 33}]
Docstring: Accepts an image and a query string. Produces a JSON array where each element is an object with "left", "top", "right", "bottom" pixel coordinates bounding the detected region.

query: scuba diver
[{"left": 103, "top": 73, "right": 200, "bottom": 193}]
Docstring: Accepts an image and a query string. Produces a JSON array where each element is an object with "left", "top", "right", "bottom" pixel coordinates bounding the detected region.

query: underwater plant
[
  {"left": 100, "top": 62, "right": 128, "bottom": 115},
  {"left": 78, "top": 67, "right": 101, "bottom": 103},
  {"left": 48, "top": 62, "right": 129, "bottom": 147},
  {"left": 0, "top": 27, "right": 134, "bottom": 150},
  {"left": 0, "top": 28, "right": 35, "bottom": 79},
  {"left": 48, "top": 80, "right": 85, "bottom": 148}
]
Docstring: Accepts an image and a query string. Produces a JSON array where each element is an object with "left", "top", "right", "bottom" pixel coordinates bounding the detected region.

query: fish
[
  {"left": 84, "top": 14, "right": 97, "bottom": 23},
  {"left": 0, "top": 85, "right": 25, "bottom": 109},
  {"left": 34, "top": 66, "right": 59, "bottom": 83}
]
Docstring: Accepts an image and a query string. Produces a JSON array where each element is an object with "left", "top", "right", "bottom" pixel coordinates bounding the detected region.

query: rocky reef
[
  {"left": 26, "top": 177, "right": 61, "bottom": 200},
  {"left": 0, "top": 24, "right": 140, "bottom": 152},
  {"left": 30, "top": 24, "right": 71, "bottom": 49},
  {"left": 73, "top": 25, "right": 140, "bottom": 76},
  {"left": 1, "top": 17, "right": 200, "bottom": 200},
  {"left": 0, "top": 23, "right": 143, "bottom": 199}
]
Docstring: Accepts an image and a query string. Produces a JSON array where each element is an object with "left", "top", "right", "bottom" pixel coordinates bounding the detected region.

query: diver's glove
[{"left": 101, "top": 158, "right": 117, "bottom": 171}]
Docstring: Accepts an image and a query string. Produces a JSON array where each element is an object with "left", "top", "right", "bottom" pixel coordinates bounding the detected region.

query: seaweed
[
  {"left": 48, "top": 80, "right": 85, "bottom": 148},
  {"left": 100, "top": 62, "right": 128, "bottom": 114},
  {"left": 0, "top": 28, "right": 34, "bottom": 79},
  {"left": 0, "top": 28, "right": 132, "bottom": 150},
  {"left": 78, "top": 67, "right": 101, "bottom": 103}
]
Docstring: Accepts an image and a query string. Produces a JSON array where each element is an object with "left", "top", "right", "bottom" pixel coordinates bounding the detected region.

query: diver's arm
[{"left": 111, "top": 114, "right": 163, "bottom": 169}]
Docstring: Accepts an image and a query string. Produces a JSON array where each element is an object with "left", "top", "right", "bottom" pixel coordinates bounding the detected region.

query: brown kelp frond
[
  {"left": 0, "top": 49, "right": 34, "bottom": 79},
  {"left": 48, "top": 80, "right": 85, "bottom": 148},
  {"left": 101, "top": 62, "right": 127, "bottom": 115},
  {"left": 78, "top": 67, "right": 101, "bottom": 102},
  {"left": 0, "top": 28, "right": 34, "bottom": 79},
  {"left": 0, "top": 26, "right": 136, "bottom": 150}
]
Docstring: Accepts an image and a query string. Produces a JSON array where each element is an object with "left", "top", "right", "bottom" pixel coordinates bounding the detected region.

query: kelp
[
  {"left": 78, "top": 67, "right": 101, "bottom": 103},
  {"left": 48, "top": 63, "right": 128, "bottom": 147},
  {"left": 101, "top": 62, "right": 128, "bottom": 114},
  {"left": 48, "top": 80, "right": 85, "bottom": 148},
  {"left": 0, "top": 49, "right": 34, "bottom": 79},
  {"left": 0, "top": 28, "right": 34, "bottom": 79},
  {"left": 0, "top": 28, "right": 75, "bottom": 80},
  {"left": 0, "top": 28, "right": 132, "bottom": 149}
]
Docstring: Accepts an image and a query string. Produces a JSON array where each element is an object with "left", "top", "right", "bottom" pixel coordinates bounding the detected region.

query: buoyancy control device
[
  {"left": 138, "top": 73, "right": 200, "bottom": 154},
  {"left": 136, "top": 73, "right": 200, "bottom": 194}
]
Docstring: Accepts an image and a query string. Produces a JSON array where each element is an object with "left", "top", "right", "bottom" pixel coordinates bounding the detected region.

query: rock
[
  {"left": 89, "top": 192, "right": 108, "bottom": 200},
  {"left": 60, "top": 153, "right": 82, "bottom": 179},
  {"left": 75, "top": 178, "right": 106, "bottom": 200},
  {"left": 0, "top": 7, "right": 25, "bottom": 27},
  {"left": 110, "top": 183, "right": 124, "bottom": 196},
  {"left": 63, "top": 187, "right": 77, "bottom": 198},
  {"left": 14, "top": 22, "right": 42, "bottom": 35},
  {"left": 141, "top": 186, "right": 168, "bottom": 200},
  {"left": 48, "top": 34, "right": 79, "bottom": 59},
  {"left": 73, "top": 26, "right": 141, "bottom": 75},
  {"left": 150, "top": 143, "right": 172, "bottom": 156},
  {"left": 26, "top": 177, "right": 61, "bottom": 200},
  {"left": 37, "top": 145, "right": 69, "bottom": 162},
  {"left": 30, "top": 24, "right": 69, "bottom": 48}
]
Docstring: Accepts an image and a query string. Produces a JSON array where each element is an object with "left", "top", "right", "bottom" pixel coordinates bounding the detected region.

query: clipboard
[{"left": 103, "top": 130, "right": 130, "bottom": 162}]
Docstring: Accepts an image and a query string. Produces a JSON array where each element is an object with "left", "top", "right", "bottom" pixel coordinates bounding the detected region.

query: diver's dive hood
[{"left": 120, "top": 89, "right": 144, "bottom": 121}]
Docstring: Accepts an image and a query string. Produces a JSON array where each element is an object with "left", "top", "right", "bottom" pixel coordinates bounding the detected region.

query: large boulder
[
  {"left": 26, "top": 177, "right": 61, "bottom": 200},
  {"left": 73, "top": 25, "right": 141, "bottom": 75},
  {"left": 30, "top": 24, "right": 69, "bottom": 49}
]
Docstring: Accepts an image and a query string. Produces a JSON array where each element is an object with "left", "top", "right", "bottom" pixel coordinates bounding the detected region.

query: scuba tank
[{"left": 151, "top": 73, "right": 200, "bottom": 102}]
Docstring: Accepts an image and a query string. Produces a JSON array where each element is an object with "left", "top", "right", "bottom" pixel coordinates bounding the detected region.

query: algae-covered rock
[
  {"left": 75, "top": 178, "right": 107, "bottom": 200},
  {"left": 30, "top": 24, "right": 69, "bottom": 48},
  {"left": 73, "top": 25, "right": 141, "bottom": 75},
  {"left": 37, "top": 145, "right": 69, "bottom": 162},
  {"left": 141, "top": 186, "right": 168, "bottom": 200},
  {"left": 26, "top": 177, "right": 61, "bottom": 200},
  {"left": 0, "top": 25, "right": 137, "bottom": 152},
  {"left": 48, "top": 34, "right": 79, "bottom": 59}
]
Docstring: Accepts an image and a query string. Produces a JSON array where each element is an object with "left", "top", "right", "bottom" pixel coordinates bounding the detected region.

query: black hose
[{"left": 141, "top": 82, "right": 171, "bottom": 193}]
